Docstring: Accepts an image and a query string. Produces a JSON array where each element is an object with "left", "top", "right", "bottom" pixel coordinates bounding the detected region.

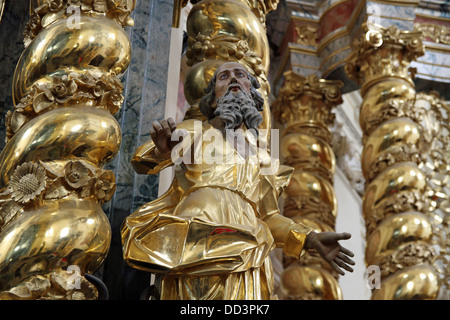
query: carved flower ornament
[
  {"left": 3, "top": 160, "right": 115, "bottom": 208},
  {"left": 62, "top": 160, "right": 116, "bottom": 201},
  {"left": 64, "top": 160, "right": 93, "bottom": 189},
  {"left": 93, "top": 170, "right": 116, "bottom": 201},
  {"left": 0, "top": 160, "right": 110, "bottom": 230},
  {"left": 6, "top": 71, "right": 124, "bottom": 142},
  {"left": 32, "top": 76, "right": 78, "bottom": 114},
  {"left": 9, "top": 162, "right": 47, "bottom": 204}
]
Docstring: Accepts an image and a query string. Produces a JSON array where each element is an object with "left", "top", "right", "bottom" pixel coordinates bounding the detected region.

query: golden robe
[{"left": 121, "top": 120, "right": 312, "bottom": 300}]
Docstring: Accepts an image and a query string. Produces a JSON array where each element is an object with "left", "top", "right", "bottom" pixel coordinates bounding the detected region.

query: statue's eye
[
  {"left": 237, "top": 72, "right": 244, "bottom": 77},
  {"left": 219, "top": 73, "right": 227, "bottom": 80}
]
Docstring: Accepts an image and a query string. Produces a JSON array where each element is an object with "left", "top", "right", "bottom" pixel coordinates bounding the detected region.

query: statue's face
[{"left": 214, "top": 62, "right": 252, "bottom": 99}]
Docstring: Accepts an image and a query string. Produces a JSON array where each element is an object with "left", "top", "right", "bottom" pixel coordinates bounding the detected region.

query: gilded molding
[
  {"left": 345, "top": 21, "right": 442, "bottom": 298},
  {"left": 364, "top": 143, "right": 425, "bottom": 183},
  {"left": 415, "top": 92, "right": 450, "bottom": 296},
  {"left": 294, "top": 25, "right": 319, "bottom": 46},
  {"left": 0, "top": 0, "right": 133, "bottom": 300},
  {"left": 242, "top": 0, "right": 279, "bottom": 25},
  {"left": 0, "top": 0, "right": 4, "bottom": 26},
  {"left": 376, "top": 242, "right": 436, "bottom": 279},
  {"left": 172, "top": 0, "right": 189, "bottom": 27},
  {"left": 364, "top": 190, "right": 430, "bottom": 236},
  {"left": 361, "top": 95, "right": 427, "bottom": 141},
  {"left": 414, "top": 22, "right": 450, "bottom": 45},
  {"left": 174, "top": 0, "right": 279, "bottom": 27},
  {"left": 284, "top": 195, "right": 336, "bottom": 228}
]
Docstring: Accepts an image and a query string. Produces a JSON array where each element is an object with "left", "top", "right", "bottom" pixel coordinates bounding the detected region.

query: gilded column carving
[
  {"left": 180, "top": 0, "right": 277, "bottom": 143},
  {"left": 0, "top": 0, "right": 134, "bottom": 300},
  {"left": 345, "top": 23, "right": 440, "bottom": 299},
  {"left": 415, "top": 92, "right": 449, "bottom": 299},
  {"left": 272, "top": 71, "right": 344, "bottom": 300}
]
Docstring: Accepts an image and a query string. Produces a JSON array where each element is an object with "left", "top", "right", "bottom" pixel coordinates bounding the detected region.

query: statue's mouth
[{"left": 227, "top": 84, "right": 242, "bottom": 94}]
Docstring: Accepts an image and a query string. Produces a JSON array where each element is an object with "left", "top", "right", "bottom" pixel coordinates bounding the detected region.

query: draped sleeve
[{"left": 258, "top": 159, "right": 313, "bottom": 259}]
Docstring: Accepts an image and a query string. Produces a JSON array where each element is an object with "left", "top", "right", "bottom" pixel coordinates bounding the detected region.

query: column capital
[
  {"left": 273, "top": 71, "right": 343, "bottom": 129},
  {"left": 345, "top": 23, "right": 425, "bottom": 94}
]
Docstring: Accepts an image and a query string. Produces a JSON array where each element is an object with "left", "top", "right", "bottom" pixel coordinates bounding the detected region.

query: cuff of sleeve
[
  {"left": 283, "top": 225, "right": 313, "bottom": 259},
  {"left": 131, "top": 141, "right": 173, "bottom": 175}
]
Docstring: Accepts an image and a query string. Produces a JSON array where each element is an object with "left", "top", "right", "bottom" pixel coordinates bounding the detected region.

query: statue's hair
[{"left": 199, "top": 68, "right": 264, "bottom": 119}]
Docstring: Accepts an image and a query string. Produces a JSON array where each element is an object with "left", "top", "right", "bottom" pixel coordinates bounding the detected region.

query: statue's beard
[{"left": 214, "top": 87, "right": 263, "bottom": 136}]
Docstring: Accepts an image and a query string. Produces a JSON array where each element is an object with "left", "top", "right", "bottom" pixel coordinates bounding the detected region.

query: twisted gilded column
[
  {"left": 180, "top": 0, "right": 276, "bottom": 140},
  {"left": 0, "top": 0, "right": 134, "bottom": 299},
  {"left": 345, "top": 23, "right": 440, "bottom": 300},
  {"left": 272, "top": 71, "right": 344, "bottom": 300}
]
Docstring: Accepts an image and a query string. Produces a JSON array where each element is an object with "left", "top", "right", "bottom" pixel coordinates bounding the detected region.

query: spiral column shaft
[
  {"left": 0, "top": 0, "right": 135, "bottom": 300},
  {"left": 272, "top": 71, "right": 344, "bottom": 300},
  {"left": 345, "top": 23, "right": 440, "bottom": 300}
]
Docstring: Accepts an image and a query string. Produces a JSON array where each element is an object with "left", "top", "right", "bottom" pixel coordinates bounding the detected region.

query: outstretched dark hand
[
  {"left": 150, "top": 117, "right": 178, "bottom": 157},
  {"left": 305, "top": 231, "right": 355, "bottom": 275}
]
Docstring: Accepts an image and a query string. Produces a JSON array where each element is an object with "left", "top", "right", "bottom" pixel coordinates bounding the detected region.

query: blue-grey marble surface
[
  {"left": 367, "top": 1, "right": 416, "bottom": 30},
  {"left": 101, "top": 0, "right": 174, "bottom": 299},
  {"left": 104, "top": 0, "right": 173, "bottom": 236}
]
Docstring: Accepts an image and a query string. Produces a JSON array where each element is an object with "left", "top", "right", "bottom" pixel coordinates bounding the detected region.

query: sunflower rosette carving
[
  {"left": 9, "top": 162, "right": 48, "bottom": 204},
  {"left": 0, "top": 160, "right": 116, "bottom": 230}
]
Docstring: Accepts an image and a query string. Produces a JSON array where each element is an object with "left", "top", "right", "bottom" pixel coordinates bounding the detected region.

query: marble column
[{"left": 101, "top": 0, "right": 175, "bottom": 299}]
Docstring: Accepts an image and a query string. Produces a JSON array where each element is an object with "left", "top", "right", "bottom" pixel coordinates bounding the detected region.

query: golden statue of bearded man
[{"left": 121, "top": 62, "right": 354, "bottom": 300}]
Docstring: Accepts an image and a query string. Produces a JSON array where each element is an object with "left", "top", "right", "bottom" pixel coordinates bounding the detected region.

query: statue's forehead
[{"left": 216, "top": 62, "right": 247, "bottom": 74}]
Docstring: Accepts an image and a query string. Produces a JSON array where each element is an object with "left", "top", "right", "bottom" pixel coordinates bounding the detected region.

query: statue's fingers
[
  {"left": 167, "top": 117, "right": 177, "bottom": 131},
  {"left": 150, "top": 127, "right": 156, "bottom": 140},
  {"left": 335, "top": 232, "right": 351, "bottom": 241},
  {"left": 335, "top": 257, "right": 354, "bottom": 273},
  {"left": 338, "top": 252, "right": 355, "bottom": 265},
  {"left": 152, "top": 121, "right": 163, "bottom": 133},
  {"left": 160, "top": 119, "right": 172, "bottom": 136},
  {"left": 340, "top": 246, "right": 354, "bottom": 258},
  {"left": 330, "top": 260, "right": 345, "bottom": 276}
]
